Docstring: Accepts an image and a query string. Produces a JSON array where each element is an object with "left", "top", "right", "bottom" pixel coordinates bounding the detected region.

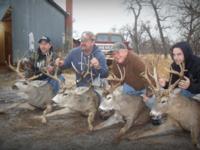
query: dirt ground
[{"left": 0, "top": 66, "right": 196, "bottom": 150}]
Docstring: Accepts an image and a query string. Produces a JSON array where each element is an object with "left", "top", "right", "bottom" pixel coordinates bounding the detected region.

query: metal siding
[
  {"left": 0, "top": 3, "right": 10, "bottom": 21},
  {"left": 11, "top": 0, "right": 65, "bottom": 62}
]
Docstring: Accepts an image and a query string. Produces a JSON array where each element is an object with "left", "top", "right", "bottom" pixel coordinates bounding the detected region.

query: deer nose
[
  {"left": 12, "top": 85, "right": 19, "bottom": 90},
  {"left": 150, "top": 110, "right": 160, "bottom": 117},
  {"left": 150, "top": 110, "right": 162, "bottom": 125},
  {"left": 98, "top": 108, "right": 114, "bottom": 120}
]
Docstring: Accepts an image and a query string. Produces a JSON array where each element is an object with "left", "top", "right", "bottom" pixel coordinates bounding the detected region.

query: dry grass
[
  {"left": 61, "top": 54, "right": 173, "bottom": 84},
  {"left": 140, "top": 54, "right": 172, "bottom": 79}
]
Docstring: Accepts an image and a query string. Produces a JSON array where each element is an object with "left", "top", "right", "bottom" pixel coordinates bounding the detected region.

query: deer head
[{"left": 141, "top": 61, "right": 186, "bottom": 119}]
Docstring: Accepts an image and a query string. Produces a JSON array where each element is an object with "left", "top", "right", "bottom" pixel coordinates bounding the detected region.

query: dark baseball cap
[{"left": 38, "top": 36, "right": 51, "bottom": 43}]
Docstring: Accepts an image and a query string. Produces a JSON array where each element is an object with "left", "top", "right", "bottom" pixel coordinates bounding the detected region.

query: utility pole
[{"left": 65, "top": 0, "right": 73, "bottom": 53}]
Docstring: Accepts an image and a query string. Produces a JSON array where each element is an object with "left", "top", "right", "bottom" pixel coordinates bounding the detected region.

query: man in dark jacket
[
  {"left": 160, "top": 41, "right": 200, "bottom": 98},
  {"left": 26, "top": 36, "right": 64, "bottom": 94}
]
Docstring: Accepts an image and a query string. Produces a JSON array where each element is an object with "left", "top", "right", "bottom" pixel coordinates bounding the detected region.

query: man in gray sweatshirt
[{"left": 56, "top": 31, "right": 108, "bottom": 87}]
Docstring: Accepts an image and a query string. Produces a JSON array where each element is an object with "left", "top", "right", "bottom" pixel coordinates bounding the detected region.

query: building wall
[
  {"left": 0, "top": 21, "right": 12, "bottom": 64},
  {"left": 11, "top": 0, "right": 65, "bottom": 62},
  {"left": 0, "top": 22, "right": 5, "bottom": 64}
]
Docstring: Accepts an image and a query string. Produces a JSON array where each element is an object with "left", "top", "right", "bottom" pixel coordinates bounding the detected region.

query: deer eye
[
  {"left": 23, "top": 82, "right": 28, "bottom": 85},
  {"left": 106, "top": 95, "right": 112, "bottom": 101},
  {"left": 63, "top": 93, "right": 68, "bottom": 96},
  {"left": 161, "top": 98, "right": 167, "bottom": 104}
]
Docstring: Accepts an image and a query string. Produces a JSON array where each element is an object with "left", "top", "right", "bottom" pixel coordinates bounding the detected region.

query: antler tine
[
  {"left": 167, "top": 66, "right": 173, "bottom": 88},
  {"left": 39, "top": 64, "right": 60, "bottom": 82},
  {"left": 107, "top": 64, "right": 125, "bottom": 82},
  {"left": 27, "top": 73, "right": 43, "bottom": 81},
  {"left": 117, "top": 64, "right": 126, "bottom": 81},
  {"left": 151, "top": 56, "right": 160, "bottom": 90},
  {"left": 41, "top": 70, "right": 60, "bottom": 82},
  {"left": 168, "top": 62, "right": 186, "bottom": 92},
  {"left": 141, "top": 65, "right": 156, "bottom": 93},
  {"left": 7, "top": 55, "right": 25, "bottom": 78},
  {"left": 153, "top": 65, "right": 160, "bottom": 90},
  {"left": 165, "top": 62, "right": 187, "bottom": 78},
  {"left": 106, "top": 64, "right": 126, "bottom": 94},
  {"left": 83, "top": 58, "right": 91, "bottom": 78},
  {"left": 71, "top": 62, "right": 81, "bottom": 74}
]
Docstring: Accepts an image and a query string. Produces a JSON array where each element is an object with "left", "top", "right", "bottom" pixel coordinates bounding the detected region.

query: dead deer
[
  {"left": 125, "top": 63, "right": 200, "bottom": 149},
  {"left": 93, "top": 64, "right": 151, "bottom": 142},
  {"left": 40, "top": 86, "right": 99, "bottom": 131},
  {"left": 5, "top": 56, "right": 60, "bottom": 122},
  {"left": 37, "top": 59, "right": 99, "bottom": 128}
]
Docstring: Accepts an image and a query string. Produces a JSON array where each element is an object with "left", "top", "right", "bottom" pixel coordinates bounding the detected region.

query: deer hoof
[
  {"left": 41, "top": 117, "right": 47, "bottom": 124},
  {"left": 89, "top": 126, "right": 94, "bottom": 131},
  {"left": 93, "top": 124, "right": 102, "bottom": 131}
]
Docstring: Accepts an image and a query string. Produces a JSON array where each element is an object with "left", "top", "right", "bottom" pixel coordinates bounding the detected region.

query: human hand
[
  {"left": 55, "top": 58, "right": 64, "bottom": 67},
  {"left": 90, "top": 57, "right": 100, "bottom": 69},
  {"left": 178, "top": 76, "right": 190, "bottom": 89},
  {"left": 47, "top": 65, "right": 54, "bottom": 73}
]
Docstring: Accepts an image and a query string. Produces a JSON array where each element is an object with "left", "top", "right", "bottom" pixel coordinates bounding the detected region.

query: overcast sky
[{"left": 56, "top": 0, "right": 178, "bottom": 41}]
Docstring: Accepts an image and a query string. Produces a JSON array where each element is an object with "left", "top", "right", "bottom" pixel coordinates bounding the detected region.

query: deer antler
[
  {"left": 40, "top": 65, "right": 60, "bottom": 82},
  {"left": 141, "top": 59, "right": 161, "bottom": 93},
  {"left": 105, "top": 64, "right": 126, "bottom": 94},
  {"left": 167, "top": 62, "right": 187, "bottom": 92},
  {"left": 71, "top": 61, "right": 93, "bottom": 84},
  {"left": 6, "top": 55, "right": 25, "bottom": 79}
]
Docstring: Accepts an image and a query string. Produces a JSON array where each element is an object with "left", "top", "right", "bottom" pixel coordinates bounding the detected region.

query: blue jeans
[
  {"left": 179, "top": 89, "right": 194, "bottom": 98},
  {"left": 46, "top": 75, "right": 65, "bottom": 95},
  {"left": 122, "top": 83, "right": 155, "bottom": 109},
  {"left": 122, "top": 83, "right": 145, "bottom": 96}
]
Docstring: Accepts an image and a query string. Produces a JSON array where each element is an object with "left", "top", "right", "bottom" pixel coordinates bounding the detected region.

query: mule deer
[{"left": 5, "top": 56, "right": 59, "bottom": 121}]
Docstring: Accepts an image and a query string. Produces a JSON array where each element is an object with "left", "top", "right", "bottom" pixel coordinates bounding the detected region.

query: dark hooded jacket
[{"left": 168, "top": 41, "right": 200, "bottom": 94}]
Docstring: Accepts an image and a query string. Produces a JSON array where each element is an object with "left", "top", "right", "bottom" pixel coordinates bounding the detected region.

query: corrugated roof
[{"left": 47, "top": 0, "right": 69, "bottom": 16}]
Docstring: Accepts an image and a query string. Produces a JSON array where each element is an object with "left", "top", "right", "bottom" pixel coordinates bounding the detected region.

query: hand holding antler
[
  {"left": 90, "top": 57, "right": 100, "bottom": 69},
  {"left": 178, "top": 76, "right": 190, "bottom": 89},
  {"left": 55, "top": 58, "right": 64, "bottom": 67}
]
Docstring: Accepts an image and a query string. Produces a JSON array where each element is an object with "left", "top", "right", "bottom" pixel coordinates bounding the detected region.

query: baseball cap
[
  {"left": 110, "top": 42, "right": 127, "bottom": 52},
  {"left": 38, "top": 36, "right": 51, "bottom": 43}
]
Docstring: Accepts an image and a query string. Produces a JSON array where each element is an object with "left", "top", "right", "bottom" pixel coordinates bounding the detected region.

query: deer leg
[
  {"left": 18, "top": 103, "right": 36, "bottom": 111},
  {"left": 125, "top": 117, "right": 182, "bottom": 141},
  {"left": 34, "top": 107, "right": 72, "bottom": 122},
  {"left": 94, "top": 112, "right": 124, "bottom": 130},
  {"left": 41, "top": 104, "right": 53, "bottom": 124},
  {"left": 1, "top": 102, "right": 36, "bottom": 113},
  {"left": 117, "top": 104, "right": 145, "bottom": 138},
  {"left": 113, "top": 116, "right": 134, "bottom": 143},
  {"left": 191, "top": 126, "right": 200, "bottom": 149},
  {"left": 88, "top": 111, "right": 96, "bottom": 131}
]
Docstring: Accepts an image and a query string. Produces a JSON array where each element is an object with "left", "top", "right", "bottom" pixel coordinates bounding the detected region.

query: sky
[{"left": 55, "top": 0, "right": 178, "bottom": 41}]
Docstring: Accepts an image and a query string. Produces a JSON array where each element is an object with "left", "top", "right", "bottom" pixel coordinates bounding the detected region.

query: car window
[
  {"left": 111, "top": 35, "right": 123, "bottom": 42},
  {"left": 96, "top": 34, "right": 109, "bottom": 42}
]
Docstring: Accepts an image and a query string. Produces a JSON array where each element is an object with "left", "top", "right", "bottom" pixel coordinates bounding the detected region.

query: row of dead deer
[{"left": 3, "top": 56, "right": 200, "bottom": 148}]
